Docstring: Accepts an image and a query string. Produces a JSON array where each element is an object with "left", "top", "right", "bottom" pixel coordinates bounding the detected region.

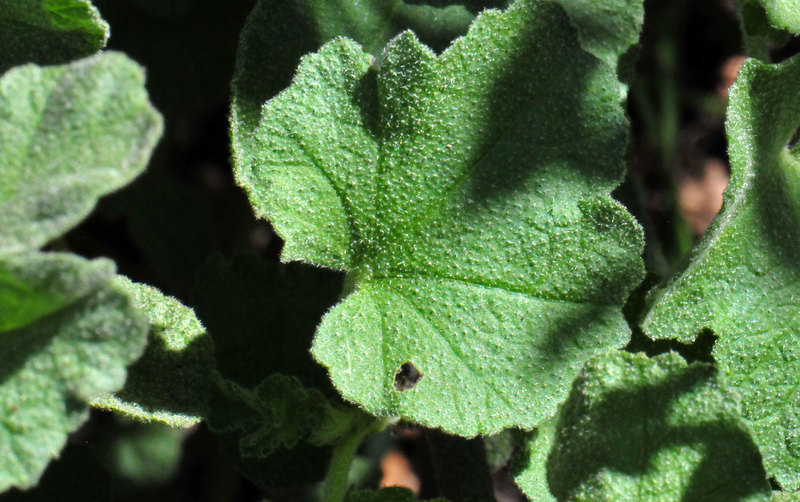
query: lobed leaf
[
  {"left": 235, "top": 0, "right": 644, "bottom": 436},
  {"left": 0, "top": 0, "right": 108, "bottom": 74},
  {"left": 231, "top": 0, "right": 514, "bottom": 180},
  {"left": 90, "top": 278, "right": 214, "bottom": 428},
  {"left": 514, "top": 352, "right": 771, "bottom": 501},
  {"left": 0, "top": 52, "right": 163, "bottom": 253},
  {"left": 642, "top": 53, "right": 800, "bottom": 489}
]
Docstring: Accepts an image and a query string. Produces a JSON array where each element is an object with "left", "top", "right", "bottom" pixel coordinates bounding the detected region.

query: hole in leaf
[{"left": 394, "top": 362, "right": 423, "bottom": 391}]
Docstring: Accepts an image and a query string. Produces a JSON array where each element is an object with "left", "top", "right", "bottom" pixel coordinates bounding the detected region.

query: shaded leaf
[
  {"left": 91, "top": 278, "right": 214, "bottom": 428},
  {"left": 0, "top": 0, "right": 108, "bottom": 73},
  {"left": 514, "top": 352, "right": 770, "bottom": 501},
  {"left": 743, "top": 0, "right": 800, "bottom": 34},
  {"left": 0, "top": 52, "right": 163, "bottom": 253},
  {"left": 0, "top": 253, "right": 147, "bottom": 491},
  {"left": 193, "top": 254, "right": 347, "bottom": 489},
  {"left": 193, "top": 253, "right": 342, "bottom": 391},
  {"left": 642, "top": 53, "right": 800, "bottom": 489},
  {"left": 206, "top": 373, "right": 366, "bottom": 490},
  {"left": 235, "top": 0, "right": 643, "bottom": 435}
]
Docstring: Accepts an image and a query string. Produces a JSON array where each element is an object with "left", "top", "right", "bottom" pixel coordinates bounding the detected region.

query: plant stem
[{"left": 322, "top": 416, "right": 388, "bottom": 502}]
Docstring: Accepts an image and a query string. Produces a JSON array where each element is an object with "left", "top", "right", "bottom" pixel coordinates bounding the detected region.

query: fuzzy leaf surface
[
  {"left": 231, "top": 0, "right": 502, "bottom": 180},
  {"left": 235, "top": 0, "right": 643, "bottom": 435},
  {"left": 514, "top": 352, "right": 771, "bottom": 501},
  {"left": 642, "top": 54, "right": 800, "bottom": 489},
  {"left": 747, "top": 0, "right": 800, "bottom": 33},
  {"left": 0, "top": 0, "right": 108, "bottom": 73},
  {"left": 91, "top": 278, "right": 214, "bottom": 428},
  {"left": 0, "top": 52, "right": 163, "bottom": 253},
  {"left": 0, "top": 253, "right": 147, "bottom": 491}
]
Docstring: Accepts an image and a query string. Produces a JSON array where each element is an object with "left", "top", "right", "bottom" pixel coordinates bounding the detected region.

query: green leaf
[
  {"left": 772, "top": 492, "right": 800, "bottom": 501},
  {"left": 0, "top": 52, "right": 163, "bottom": 253},
  {"left": 235, "top": 0, "right": 643, "bottom": 435},
  {"left": 556, "top": 0, "right": 643, "bottom": 71},
  {"left": 93, "top": 420, "right": 184, "bottom": 485},
  {"left": 745, "top": 0, "right": 800, "bottom": 34},
  {"left": 642, "top": 54, "right": 800, "bottom": 489},
  {"left": 514, "top": 352, "right": 771, "bottom": 501},
  {"left": 231, "top": 0, "right": 505, "bottom": 175},
  {"left": 511, "top": 419, "right": 557, "bottom": 501},
  {"left": 0, "top": 51, "right": 161, "bottom": 492},
  {"left": 0, "top": 253, "right": 148, "bottom": 491},
  {"left": 90, "top": 278, "right": 214, "bottom": 428},
  {"left": 347, "top": 487, "right": 448, "bottom": 501},
  {"left": 206, "top": 373, "right": 366, "bottom": 490},
  {"left": 193, "top": 254, "right": 347, "bottom": 489},
  {"left": 0, "top": 0, "right": 109, "bottom": 73}
]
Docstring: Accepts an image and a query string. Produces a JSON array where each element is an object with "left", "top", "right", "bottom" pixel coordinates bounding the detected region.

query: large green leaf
[
  {"left": 234, "top": 0, "right": 643, "bottom": 435},
  {"left": 0, "top": 52, "right": 163, "bottom": 253},
  {"left": 513, "top": 352, "right": 771, "bottom": 501},
  {"left": 0, "top": 253, "right": 147, "bottom": 491},
  {"left": 642, "top": 54, "right": 800, "bottom": 489},
  {"left": 0, "top": 0, "right": 108, "bottom": 74},
  {"left": 91, "top": 278, "right": 214, "bottom": 428}
]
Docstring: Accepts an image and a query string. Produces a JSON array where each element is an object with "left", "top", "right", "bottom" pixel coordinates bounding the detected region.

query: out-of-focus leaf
[
  {"left": 0, "top": 253, "right": 147, "bottom": 491},
  {"left": 193, "top": 254, "right": 347, "bottom": 489},
  {"left": 0, "top": 52, "right": 163, "bottom": 253}
]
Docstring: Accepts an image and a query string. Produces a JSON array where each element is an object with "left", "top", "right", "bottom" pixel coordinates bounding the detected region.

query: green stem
[{"left": 322, "top": 416, "right": 388, "bottom": 502}]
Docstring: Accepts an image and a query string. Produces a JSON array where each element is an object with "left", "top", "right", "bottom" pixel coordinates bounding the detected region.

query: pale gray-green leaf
[
  {"left": 0, "top": 52, "right": 163, "bottom": 253},
  {"left": 0, "top": 253, "right": 147, "bottom": 491}
]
